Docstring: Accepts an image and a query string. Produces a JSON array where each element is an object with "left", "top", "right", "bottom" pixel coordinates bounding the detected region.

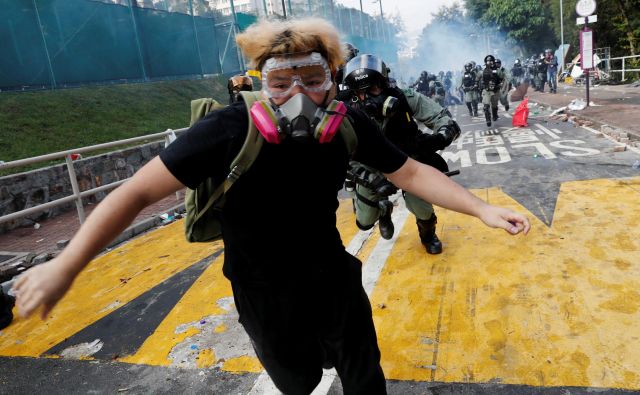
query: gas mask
[
  {"left": 354, "top": 93, "right": 399, "bottom": 120},
  {"left": 250, "top": 93, "right": 347, "bottom": 144}
]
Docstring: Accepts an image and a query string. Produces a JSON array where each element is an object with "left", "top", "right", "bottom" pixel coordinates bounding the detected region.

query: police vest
[
  {"left": 463, "top": 72, "right": 476, "bottom": 87},
  {"left": 483, "top": 68, "right": 501, "bottom": 92}
]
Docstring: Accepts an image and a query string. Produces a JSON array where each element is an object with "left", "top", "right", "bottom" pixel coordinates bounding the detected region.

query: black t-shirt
[{"left": 160, "top": 100, "right": 407, "bottom": 286}]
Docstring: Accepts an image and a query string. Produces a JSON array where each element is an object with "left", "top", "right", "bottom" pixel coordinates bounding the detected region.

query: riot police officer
[
  {"left": 511, "top": 58, "right": 524, "bottom": 87},
  {"left": 535, "top": 53, "right": 547, "bottom": 92},
  {"left": 335, "top": 42, "right": 360, "bottom": 89},
  {"left": 414, "top": 71, "right": 430, "bottom": 96},
  {"left": 459, "top": 62, "right": 479, "bottom": 117},
  {"left": 481, "top": 54, "right": 503, "bottom": 127},
  {"left": 227, "top": 74, "right": 253, "bottom": 104},
  {"left": 343, "top": 54, "right": 461, "bottom": 254},
  {"left": 428, "top": 74, "right": 446, "bottom": 107}
]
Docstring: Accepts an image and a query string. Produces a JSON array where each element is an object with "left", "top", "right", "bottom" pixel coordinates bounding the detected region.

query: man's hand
[
  {"left": 478, "top": 205, "right": 531, "bottom": 235},
  {"left": 12, "top": 258, "right": 76, "bottom": 319}
]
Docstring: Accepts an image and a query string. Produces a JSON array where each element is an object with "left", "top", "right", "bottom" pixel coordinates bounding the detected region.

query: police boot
[
  {"left": 416, "top": 214, "right": 442, "bottom": 254},
  {"left": 466, "top": 102, "right": 473, "bottom": 116},
  {"left": 377, "top": 199, "right": 394, "bottom": 240},
  {"left": 472, "top": 101, "right": 479, "bottom": 117},
  {"left": 0, "top": 289, "right": 15, "bottom": 330},
  {"left": 483, "top": 105, "right": 492, "bottom": 127},
  {"left": 492, "top": 107, "right": 499, "bottom": 121}
]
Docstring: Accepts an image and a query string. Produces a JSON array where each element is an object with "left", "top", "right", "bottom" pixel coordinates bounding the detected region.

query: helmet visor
[{"left": 261, "top": 52, "right": 333, "bottom": 98}]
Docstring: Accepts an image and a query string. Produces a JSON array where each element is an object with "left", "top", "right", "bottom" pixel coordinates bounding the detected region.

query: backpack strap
[{"left": 192, "top": 91, "right": 264, "bottom": 223}]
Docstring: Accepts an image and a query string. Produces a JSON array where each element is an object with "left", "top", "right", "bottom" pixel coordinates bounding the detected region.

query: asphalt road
[{"left": 1, "top": 103, "right": 640, "bottom": 394}]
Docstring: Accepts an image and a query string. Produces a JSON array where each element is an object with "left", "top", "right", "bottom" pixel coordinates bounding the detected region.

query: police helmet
[
  {"left": 544, "top": 48, "right": 552, "bottom": 54},
  {"left": 228, "top": 74, "right": 253, "bottom": 94},
  {"left": 464, "top": 62, "right": 473, "bottom": 72},
  {"left": 345, "top": 42, "right": 359, "bottom": 62},
  {"left": 514, "top": 58, "right": 521, "bottom": 65},
  {"left": 495, "top": 58, "right": 502, "bottom": 67},
  {"left": 470, "top": 61, "right": 476, "bottom": 68},
  {"left": 343, "top": 54, "right": 389, "bottom": 90},
  {"left": 484, "top": 54, "right": 495, "bottom": 64}
]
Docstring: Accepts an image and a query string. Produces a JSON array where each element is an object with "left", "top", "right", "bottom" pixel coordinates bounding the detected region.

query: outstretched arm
[
  {"left": 386, "top": 158, "right": 530, "bottom": 235},
  {"left": 13, "top": 156, "right": 185, "bottom": 319}
]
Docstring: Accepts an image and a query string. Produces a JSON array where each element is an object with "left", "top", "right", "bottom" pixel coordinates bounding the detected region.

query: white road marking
[{"left": 534, "top": 123, "right": 561, "bottom": 139}]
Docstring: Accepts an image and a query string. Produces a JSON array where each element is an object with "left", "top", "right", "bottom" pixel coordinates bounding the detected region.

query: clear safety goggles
[{"left": 261, "top": 52, "right": 333, "bottom": 98}]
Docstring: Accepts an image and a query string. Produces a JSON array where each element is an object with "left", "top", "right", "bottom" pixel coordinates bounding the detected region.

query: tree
[{"left": 481, "top": 0, "right": 555, "bottom": 53}]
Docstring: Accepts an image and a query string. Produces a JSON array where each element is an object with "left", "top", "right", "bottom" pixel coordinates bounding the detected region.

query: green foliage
[
  {"left": 467, "top": 0, "right": 640, "bottom": 60},
  {"left": 480, "top": 0, "right": 555, "bottom": 53},
  {"left": 0, "top": 77, "right": 229, "bottom": 167}
]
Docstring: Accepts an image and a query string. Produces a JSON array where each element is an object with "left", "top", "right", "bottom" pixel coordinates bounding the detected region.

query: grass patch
[{"left": 0, "top": 76, "right": 232, "bottom": 174}]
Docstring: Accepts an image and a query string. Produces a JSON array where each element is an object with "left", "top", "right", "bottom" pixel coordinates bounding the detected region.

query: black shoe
[
  {"left": 378, "top": 200, "right": 394, "bottom": 240},
  {"left": 425, "top": 234, "right": 443, "bottom": 254},
  {"left": 0, "top": 291, "right": 15, "bottom": 330},
  {"left": 505, "top": 104, "right": 509, "bottom": 111},
  {"left": 492, "top": 108, "right": 499, "bottom": 121},
  {"left": 473, "top": 111, "right": 478, "bottom": 117},
  {"left": 416, "top": 215, "right": 443, "bottom": 254}
]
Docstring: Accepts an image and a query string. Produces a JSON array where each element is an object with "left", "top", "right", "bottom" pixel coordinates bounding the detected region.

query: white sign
[
  {"left": 581, "top": 30, "right": 594, "bottom": 69},
  {"left": 577, "top": 14, "right": 598, "bottom": 25},
  {"left": 576, "top": 0, "right": 597, "bottom": 17}
]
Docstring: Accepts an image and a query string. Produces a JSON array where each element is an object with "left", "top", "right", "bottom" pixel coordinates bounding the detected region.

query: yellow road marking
[
  {"left": 372, "top": 179, "right": 640, "bottom": 389},
  {"left": 0, "top": 222, "right": 219, "bottom": 357},
  {"left": 3, "top": 179, "right": 639, "bottom": 390}
]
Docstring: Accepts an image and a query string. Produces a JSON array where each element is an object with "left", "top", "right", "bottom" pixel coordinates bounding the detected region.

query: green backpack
[{"left": 183, "top": 91, "right": 358, "bottom": 243}]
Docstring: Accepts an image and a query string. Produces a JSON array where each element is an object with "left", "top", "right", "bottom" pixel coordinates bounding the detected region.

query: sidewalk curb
[
  {"left": 527, "top": 97, "right": 640, "bottom": 142},
  {"left": 0, "top": 202, "right": 187, "bottom": 289},
  {"left": 106, "top": 202, "right": 186, "bottom": 249}
]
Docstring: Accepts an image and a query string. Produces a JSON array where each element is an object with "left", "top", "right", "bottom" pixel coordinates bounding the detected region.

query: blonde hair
[{"left": 236, "top": 18, "right": 346, "bottom": 73}]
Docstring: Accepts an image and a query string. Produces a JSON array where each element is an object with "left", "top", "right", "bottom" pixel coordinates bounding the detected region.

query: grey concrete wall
[{"left": 0, "top": 142, "right": 164, "bottom": 234}]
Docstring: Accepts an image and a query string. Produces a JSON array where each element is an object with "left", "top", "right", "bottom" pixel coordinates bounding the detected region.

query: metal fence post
[
  {"left": 65, "top": 155, "right": 86, "bottom": 225},
  {"left": 32, "top": 0, "right": 57, "bottom": 89},
  {"left": 622, "top": 57, "right": 626, "bottom": 81},
  {"left": 188, "top": 0, "right": 205, "bottom": 78},
  {"left": 127, "top": 0, "right": 148, "bottom": 81}
]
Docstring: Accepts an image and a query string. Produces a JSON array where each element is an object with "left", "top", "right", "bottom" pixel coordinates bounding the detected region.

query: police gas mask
[{"left": 353, "top": 91, "right": 398, "bottom": 120}]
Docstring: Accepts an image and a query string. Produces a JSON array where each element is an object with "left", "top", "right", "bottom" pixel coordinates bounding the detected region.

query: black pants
[{"left": 232, "top": 256, "right": 386, "bottom": 395}]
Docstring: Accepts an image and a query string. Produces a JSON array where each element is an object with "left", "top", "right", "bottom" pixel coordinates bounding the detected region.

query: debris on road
[{"left": 567, "top": 98, "right": 587, "bottom": 111}]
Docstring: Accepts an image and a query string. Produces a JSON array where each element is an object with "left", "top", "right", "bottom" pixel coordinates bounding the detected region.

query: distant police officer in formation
[
  {"left": 459, "top": 62, "right": 479, "bottom": 117},
  {"left": 414, "top": 71, "right": 430, "bottom": 96},
  {"left": 342, "top": 54, "right": 461, "bottom": 254},
  {"left": 428, "top": 74, "right": 446, "bottom": 107},
  {"left": 481, "top": 54, "right": 503, "bottom": 127},
  {"left": 535, "top": 53, "right": 547, "bottom": 92},
  {"left": 511, "top": 58, "right": 524, "bottom": 87}
]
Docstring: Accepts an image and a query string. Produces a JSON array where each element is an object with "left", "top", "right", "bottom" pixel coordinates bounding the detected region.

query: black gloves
[{"left": 415, "top": 121, "right": 461, "bottom": 152}]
